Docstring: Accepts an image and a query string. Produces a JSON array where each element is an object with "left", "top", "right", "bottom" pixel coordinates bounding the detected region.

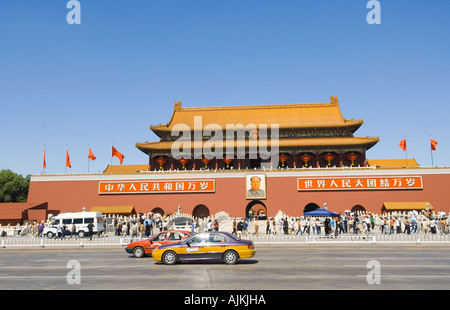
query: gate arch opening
[
  {"left": 351, "top": 205, "right": 366, "bottom": 213},
  {"left": 151, "top": 207, "right": 165, "bottom": 216},
  {"left": 245, "top": 200, "right": 267, "bottom": 220},
  {"left": 192, "top": 204, "right": 210, "bottom": 219},
  {"left": 303, "top": 203, "right": 320, "bottom": 214}
]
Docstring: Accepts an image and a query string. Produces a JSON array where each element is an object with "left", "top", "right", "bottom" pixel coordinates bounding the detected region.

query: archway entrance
[
  {"left": 303, "top": 203, "right": 320, "bottom": 214},
  {"left": 151, "top": 207, "right": 164, "bottom": 216},
  {"left": 192, "top": 204, "right": 210, "bottom": 218},
  {"left": 351, "top": 205, "right": 366, "bottom": 213},
  {"left": 245, "top": 200, "right": 267, "bottom": 220}
]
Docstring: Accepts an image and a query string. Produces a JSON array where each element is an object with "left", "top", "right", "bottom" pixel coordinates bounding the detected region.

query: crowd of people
[
  {"left": 239, "top": 210, "right": 449, "bottom": 237},
  {"left": 2, "top": 209, "right": 449, "bottom": 239}
]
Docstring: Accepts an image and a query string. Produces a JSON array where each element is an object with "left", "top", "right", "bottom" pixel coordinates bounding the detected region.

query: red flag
[
  {"left": 88, "top": 147, "right": 97, "bottom": 161},
  {"left": 43, "top": 148, "right": 47, "bottom": 169},
  {"left": 112, "top": 146, "right": 124, "bottom": 164},
  {"left": 399, "top": 139, "right": 407, "bottom": 151},
  {"left": 430, "top": 138, "right": 438, "bottom": 151},
  {"left": 66, "top": 149, "right": 72, "bottom": 168}
]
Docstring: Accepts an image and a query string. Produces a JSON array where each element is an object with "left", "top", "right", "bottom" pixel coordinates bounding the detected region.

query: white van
[{"left": 43, "top": 212, "right": 105, "bottom": 238}]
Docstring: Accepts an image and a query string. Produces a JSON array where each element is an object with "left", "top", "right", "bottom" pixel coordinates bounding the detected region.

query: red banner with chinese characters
[
  {"left": 297, "top": 176, "right": 423, "bottom": 191},
  {"left": 99, "top": 180, "right": 215, "bottom": 195}
]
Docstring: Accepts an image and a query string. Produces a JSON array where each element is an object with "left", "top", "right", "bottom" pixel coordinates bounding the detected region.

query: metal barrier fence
[
  {"left": 1, "top": 233, "right": 450, "bottom": 248},
  {"left": 247, "top": 233, "right": 450, "bottom": 244}
]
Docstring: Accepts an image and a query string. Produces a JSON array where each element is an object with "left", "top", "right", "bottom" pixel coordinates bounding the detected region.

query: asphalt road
[{"left": 0, "top": 244, "right": 449, "bottom": 290}]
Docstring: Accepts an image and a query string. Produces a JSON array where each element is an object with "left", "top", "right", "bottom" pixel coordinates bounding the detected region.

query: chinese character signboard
[
  {"left": 297, "top": 176, "right": 423, "bottom": 191},
  {"left": 99, "top": 180, "right": 215, "bottom": 195}
]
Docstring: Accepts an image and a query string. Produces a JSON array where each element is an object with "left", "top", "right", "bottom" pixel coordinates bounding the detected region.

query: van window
[
  {"left": 73, "top": 218, "right": 83, "bottom": 224},
  {"left": 84, "top": 218, "right": 94, "bottom": 224},
  {"left": 62, "top": 219, "right": 72, "bottom": 225}
]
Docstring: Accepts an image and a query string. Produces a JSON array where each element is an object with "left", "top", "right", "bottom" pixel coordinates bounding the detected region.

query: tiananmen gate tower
[{"left": 25, "top": 97, "right": 450, "bottom": 221}]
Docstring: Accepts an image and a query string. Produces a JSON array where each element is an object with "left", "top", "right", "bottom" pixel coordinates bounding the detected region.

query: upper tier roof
[{"left": 150, "top": 96, "right": 363, "bottom": 134}]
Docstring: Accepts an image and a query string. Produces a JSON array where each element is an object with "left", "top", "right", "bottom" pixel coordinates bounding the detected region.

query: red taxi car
[{"left": 125, "top": 230, "right": 193, "bottom": 258}]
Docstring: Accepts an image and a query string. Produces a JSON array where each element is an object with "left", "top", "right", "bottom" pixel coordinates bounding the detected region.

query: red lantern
[
  {"left": 279, "top": 154, "right": 288, "bottom": 167},
  {"left": 347, "top": 153, "right": 358, "bottom": 166},
  {"left": 156, "top": 157, "right": 166, "bottom": 170},
  {"left": 300, "top": 154, "right": 311, "bottom": 167},
  {"left": 201, "top": 157, "right": 210, "bottom": 169},
  {"left": 324, "top": 153, "right": 334, "bottom": 166},
  {"left": 223, "top": 158, "right": 233, "bottom": 168},
  {"left": 179, "top": 158, "right": 189, "bottom": 169}
]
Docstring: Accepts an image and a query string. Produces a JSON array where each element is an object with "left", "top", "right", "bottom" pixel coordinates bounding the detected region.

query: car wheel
[
  {"left": 46, "top": 232, "right": 54, "bottom": 239},
  {"left": 223, "top": 250, "right": 239, "bottom": 265},
  {"left": 133, "top": 247, "right": 145, "bottom": 258},
  {"left": 78, "top": 231, "right": 85, "bottom": 238},
  {"left": 162, "top": 251, "right": 177, "bottom": 265}
]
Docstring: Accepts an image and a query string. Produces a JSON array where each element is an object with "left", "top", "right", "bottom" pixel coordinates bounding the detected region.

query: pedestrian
[
  {"left": 430, "top": 218, "right": 437, "bottom": 234},
  {"left": 145, "top": 222, "right": 151, "bottom": 237},
  {"left": 254, "top": 218, "right": 259, "bottom": 235},
  {"left": 324, "top": 218, "right": 331, "bottom": 236},
  {"left": 296, "top": 218, "right": 303, "bottom": 235},
  {"left": 87, "top": 221, "right": 94, "bottom": 240},
  {"left": 316, "top": 218, "right": 321, "bottom": 235},
  {"left": 122, "top": 222, "right": 128, "bottom": 236},
  {"left": 283, "top": 218, "right": 289, "bottom": 235},
  {"left": 139, "top": 222, "right": 145, "bottom": 238},
  {"left": 237, "top": 219, "right": 243, "bottom": 238},
  {"left": 395, "top": 218, "right": 401, "bottom": 234},
  {"left": 39, "top": 222, "right": 44, "bottom": 238},
  {"left": 243, "top": 219, "right": 248, "bottom": 237},
  {"left": 207, "top": 220, "right": 212, "bottom": 232},
  {"left": 214, "top": 219, "right": 219, "bottom": 232},
  {"left": 57, "top": 222, "right": 62, "bottom": 239},
  {"left": 404, "top": 218, "right": 411, "bottom": 234},
  {"left": 71, "top": 224, "right": 77, "bottom": 238}
]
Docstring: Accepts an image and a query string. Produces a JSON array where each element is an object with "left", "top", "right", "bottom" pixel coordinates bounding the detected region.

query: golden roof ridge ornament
[
  {"left": 330, "top": 96, "right": 338, "bottom": 105},
  {"left": 174, "top": 100, "right": 182, "bottom": 111}
]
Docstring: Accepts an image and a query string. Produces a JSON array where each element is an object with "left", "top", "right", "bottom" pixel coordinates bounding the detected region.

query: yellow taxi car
[{"left": 152, "top": 232, "right": 255, "bottom": 265}]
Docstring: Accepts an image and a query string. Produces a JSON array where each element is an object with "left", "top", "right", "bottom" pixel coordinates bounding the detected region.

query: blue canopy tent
[{"left": 304, "top": 208, "right": 339, "bottom": 217}]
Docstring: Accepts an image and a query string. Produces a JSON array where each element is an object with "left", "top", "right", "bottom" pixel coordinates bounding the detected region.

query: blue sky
[{"left": 1, "top": 0, "right": 449, "bottom": 176}]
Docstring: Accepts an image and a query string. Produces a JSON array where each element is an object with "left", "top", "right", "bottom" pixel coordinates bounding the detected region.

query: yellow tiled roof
[
  {"left": 150, "top": 97, "right": 363, "bottom": 132},
  {"left": 368, "top": 158, "right": 420, "bottom": 168},
  {"left": 137, "top": 136, "right": 379, "bottom": 151},
  {"left": 382, "top": 202, "right": 434, "bottom": 211},
  {"left": 103, "top": 164, "right": 149, "bottom": 174},
  {"left": 89, "top": 206, "right": 136, "bottom": 214}
]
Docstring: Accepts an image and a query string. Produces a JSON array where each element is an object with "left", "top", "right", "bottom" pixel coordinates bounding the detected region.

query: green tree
[{"left": 0, "top": 170, "right": 30, "bottom": 202}]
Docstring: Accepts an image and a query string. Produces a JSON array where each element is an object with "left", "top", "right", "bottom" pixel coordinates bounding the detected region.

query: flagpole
[
  {"left": 65, "top": 144, "right": 68, "bottom": 174},
  {"left": 430, "top": 135, "right": 434, "bottom": 167},
  {"left": 88, "top": 144, "right": 90, "bottom": 174},
  {"left": 43, "top": 144, "right": 46, "bottom": 174},
  {"left": 404, "top": 136, "right": 408, "bottom": 168},
  {"left": 111, "top": 143, "right": 113, "bottom": 175}
]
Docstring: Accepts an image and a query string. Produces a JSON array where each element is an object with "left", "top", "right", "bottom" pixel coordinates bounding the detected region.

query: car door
[
  {"left": 178, "top": 233, "right": 209, "bottom": 261},
  {"left": 149, "top": 232, "right": 167, "bottom": 248},
  {"left": 206, "top": 233, "right": 229, "bottom": 260}
]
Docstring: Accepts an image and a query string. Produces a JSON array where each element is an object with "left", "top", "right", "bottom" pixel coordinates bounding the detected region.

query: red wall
[{"left": 27, "top": 169, "right": 450, "bottom": 217}]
